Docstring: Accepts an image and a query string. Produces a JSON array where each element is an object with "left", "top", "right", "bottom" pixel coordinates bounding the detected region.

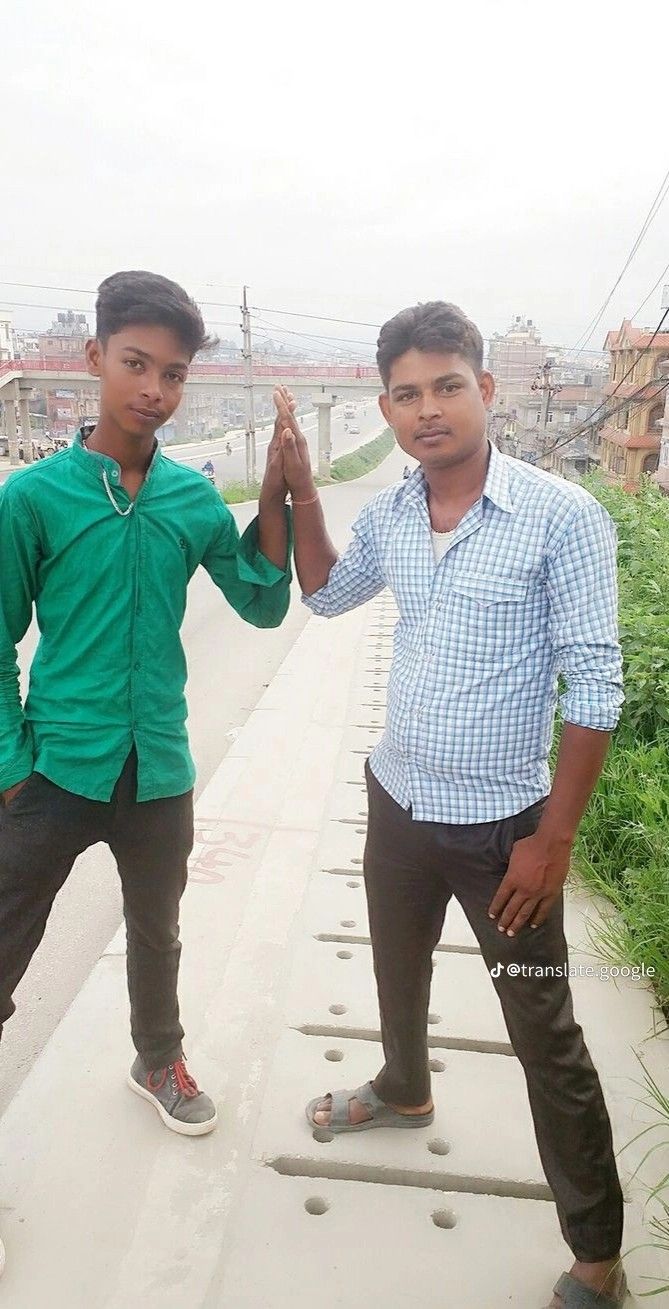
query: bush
[{"left": 570, "top": 475, "right": 669, "bottom": 1016}]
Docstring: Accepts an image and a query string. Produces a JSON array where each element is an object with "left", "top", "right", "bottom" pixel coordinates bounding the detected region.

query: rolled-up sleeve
[
  {"left": 203, "top": 502, "right": 293, "bottom": 629},
  {"left": 302, "top": 500, "right": 386, "bottom": 617},
  {"left": 546, "top": 500, "right": 624, "bottom": 730}
]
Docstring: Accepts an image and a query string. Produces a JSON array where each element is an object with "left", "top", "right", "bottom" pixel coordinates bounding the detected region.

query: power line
[
  {"left": 568, "top": 163, "right": 669, "bottom": 355},
  {"left": 630, "top": 261, "right": 669, "bottom": 322},
  {"left": 251, "top": 313, "right": 375, "bottom": 353},
  {"left": 537, "top": 374, "right": 669, "bottom": 465}
]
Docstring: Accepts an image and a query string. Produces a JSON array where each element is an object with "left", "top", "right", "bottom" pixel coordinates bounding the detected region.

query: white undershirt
[{"left": 432, "top": 529, "right": 457, "bottom": 564}]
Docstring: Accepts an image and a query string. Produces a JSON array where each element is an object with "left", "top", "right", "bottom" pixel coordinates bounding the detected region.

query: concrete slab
[
  {"left": 255, "top": 1031, "right": 547, "bottom": 1190},
  {"left": 287, "top": 936, "right": 512, "bottom": 1048},
  {"left": 302, "top": 873, "right": 480, "bottom": 951},
  {"left": 214, "top": 1170, "right": 597, "bottom": 1309}
]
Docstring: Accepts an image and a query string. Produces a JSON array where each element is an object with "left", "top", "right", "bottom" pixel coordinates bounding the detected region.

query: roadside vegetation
[{"left": 220, "top": 428, "right": 395, "bottom": 504}]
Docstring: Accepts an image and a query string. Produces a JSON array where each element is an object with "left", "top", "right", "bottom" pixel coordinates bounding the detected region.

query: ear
[
  {"left": 479, "top": 371, "right": 495, "bottom": 409},
  {"left": 378, "top": 391, "right": 391, "bottom": 425},
  {"left": 85, "top": 338, "right": 103, "bottom": 378}
]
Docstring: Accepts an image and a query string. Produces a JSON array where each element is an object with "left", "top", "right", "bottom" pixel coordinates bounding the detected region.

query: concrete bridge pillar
[
  {"left": 5, "top": 382, "right": 20, "bottom": 466},
  {"left": 19, "top": 383, "right": 34, "bottom": 464},
  {"left": 314, "top": 395, "right": 336, "bottom": 479}
]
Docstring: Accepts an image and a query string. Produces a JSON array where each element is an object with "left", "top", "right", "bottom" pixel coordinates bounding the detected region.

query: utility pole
[
  {"left": 241, "top": 285, "right": 256, "bottom": 486},
  {"left": 531, "top": 357, "right": 561, "bottom": 456}
]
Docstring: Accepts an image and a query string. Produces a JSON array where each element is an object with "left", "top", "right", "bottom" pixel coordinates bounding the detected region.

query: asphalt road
[
  {"left": 0, "top": 396, "right": 384, "bottom": 488},
  {"left": 0, "top": 442, "right": 406, "bottom": 1113}
]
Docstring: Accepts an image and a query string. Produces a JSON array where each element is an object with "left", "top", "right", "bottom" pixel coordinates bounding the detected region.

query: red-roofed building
[{"left": 600, "top": 320, "right": 669, "bottom": 491}]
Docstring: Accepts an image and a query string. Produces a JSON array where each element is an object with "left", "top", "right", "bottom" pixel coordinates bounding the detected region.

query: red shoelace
[
  {"left": 147, "top": 1059, "right": 200, "bottom": 1098},
  {"left": 172, "top": 1059, "right": 200, "bottom": 1098}
]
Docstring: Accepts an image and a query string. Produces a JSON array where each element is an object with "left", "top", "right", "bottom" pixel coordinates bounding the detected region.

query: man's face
[
  {"left": 86, "top": 324, "right": 190, "bottom": 438},
  {"left": 379, "top": 349, "right": 495, "bottom": 472}
]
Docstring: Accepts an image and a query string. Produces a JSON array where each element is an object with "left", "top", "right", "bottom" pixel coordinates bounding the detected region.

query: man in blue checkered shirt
[{"left": 275, "top": 302, "right": 626, "bottom": 1309}]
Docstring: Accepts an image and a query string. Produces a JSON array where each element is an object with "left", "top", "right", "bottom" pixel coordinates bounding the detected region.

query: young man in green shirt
[{"left": 0, "top": 272, "right": 292, "bottom": 1154}]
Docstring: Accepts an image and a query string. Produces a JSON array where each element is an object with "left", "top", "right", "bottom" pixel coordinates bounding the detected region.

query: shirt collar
[
  {"left": 401, "top": 438, "right": 516, "bottom": 515},
  {"left": 70, "top": 428, "right": 162, "bottom": 486}
]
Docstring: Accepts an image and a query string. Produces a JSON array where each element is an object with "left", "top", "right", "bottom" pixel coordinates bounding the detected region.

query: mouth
[
  {"left": 130, "top": 406, "right": 161, "bottom": 423},
  {"left": 415, "top": 428, "right": 452, "bottom": 445}
]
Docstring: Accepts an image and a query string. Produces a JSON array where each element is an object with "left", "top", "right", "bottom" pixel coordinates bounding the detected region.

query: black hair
[
  {"left": 95, "top": 270, "right": 215, "bottom": 359},
  {"left": 377, "top": 301, "right": 484, "bottom": 390}
]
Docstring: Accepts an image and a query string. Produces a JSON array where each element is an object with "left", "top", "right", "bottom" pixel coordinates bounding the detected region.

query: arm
[
  {"left": 257, "top": 393, "right": 291, "bottom": 572},
  {"left": 489, "top": 500, "right": 623, "bottom": 935},
  {"left": 0, "top": 486, "right": 40, "bottom": 799},
  {"left": 274, "top": 389, "right": 384, "bottom": 613},
  {"left": 274, "top": 389, "right": 338, "bottom": 594},
  {"left": 202, "top": 499, "right": 292, "bottom": 631}
]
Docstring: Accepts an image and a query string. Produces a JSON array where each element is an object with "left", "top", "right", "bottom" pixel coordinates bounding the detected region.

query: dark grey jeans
[
  {"left": 364, "top": 761, "right": 623, "bottom": 1263},
  {"left": 0, "top": 749, "right": 194, "bottom": 1069}
]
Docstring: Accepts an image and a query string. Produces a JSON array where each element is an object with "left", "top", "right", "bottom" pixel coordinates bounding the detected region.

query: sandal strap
[{"left": 329, "top": 1082, "right": 383, "bottom": 1129}]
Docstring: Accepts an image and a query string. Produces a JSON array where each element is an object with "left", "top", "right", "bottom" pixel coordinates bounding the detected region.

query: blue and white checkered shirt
[{"left": 303, "top": 440, "right": 623, "bottom": 823}]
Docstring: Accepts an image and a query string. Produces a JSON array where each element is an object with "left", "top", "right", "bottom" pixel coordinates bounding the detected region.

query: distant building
[
  {"left": 600, "top": 319, "right": 669, "bottom": 492},
  {"left": 487, "top": 316, "right": 546, "bottom": 410},
  {"left": 38, "top": 310, "right": 90, "bottom": 356},
  {"left": 12, "top": 328, "right": 40, "bottom": 356},
  {"left": 0, "top": 312, "right": 12, "bottom": 362}
]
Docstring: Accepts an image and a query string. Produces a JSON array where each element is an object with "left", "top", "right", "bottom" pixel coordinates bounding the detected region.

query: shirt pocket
[{"left": 448, "top": 574, "right": 530, "bottom": 661}]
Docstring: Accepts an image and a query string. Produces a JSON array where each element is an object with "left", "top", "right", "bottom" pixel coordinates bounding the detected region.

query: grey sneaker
[{"left": 128, "top": 1055, "right": 218, "bottom": 1136}]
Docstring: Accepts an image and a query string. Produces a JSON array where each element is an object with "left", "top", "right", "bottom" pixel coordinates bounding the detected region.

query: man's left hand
[
  {"left": 261, "top": 385, "right": 296, "bottom": 501},
  {"left": 487, "top": 831, "right": 573, "bottom": 936}
]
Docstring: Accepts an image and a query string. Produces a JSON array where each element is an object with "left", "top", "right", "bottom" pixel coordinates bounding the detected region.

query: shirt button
[
  {"left": 111, "top": 471, "right": 119, "bottom": 480},
  {"left": 133, "top": 661, "right": 140, "bottom": 671}
]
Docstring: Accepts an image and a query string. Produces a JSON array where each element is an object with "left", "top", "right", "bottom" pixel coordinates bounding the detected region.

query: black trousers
[
  {"left": 364, "top": 762, "right": 624, "bottom": 1263},
  {"left": 0, "top": 750, "right": 194, "bottom": 1069}
]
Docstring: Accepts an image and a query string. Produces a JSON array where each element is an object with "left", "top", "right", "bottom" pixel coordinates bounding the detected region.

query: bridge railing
[{"left": 0, "top": 357, "right": 379, "bottom": 382}]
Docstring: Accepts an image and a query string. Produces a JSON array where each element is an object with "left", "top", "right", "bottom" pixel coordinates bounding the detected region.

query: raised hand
[
  {"left": 261, "top": 385, "right": 295, "bottom": 502},
  {"left": 273, "top": 387, "right": 317, "bottom": 502}
]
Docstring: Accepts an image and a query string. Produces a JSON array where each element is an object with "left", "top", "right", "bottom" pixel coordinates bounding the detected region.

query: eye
[
  {"left": 166, "top": 372, "right": 185, "bottom": 384},
  {"left": 124, "top": 358, "right": 142, "bottom": 370},
  {"left": 439, "top": 382, "right": 459, "bottom": 394}
]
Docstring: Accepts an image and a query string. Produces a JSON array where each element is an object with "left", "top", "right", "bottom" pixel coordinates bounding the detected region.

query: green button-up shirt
[{"left": 0, "top": 432, "right": 292, "bottom": 800}]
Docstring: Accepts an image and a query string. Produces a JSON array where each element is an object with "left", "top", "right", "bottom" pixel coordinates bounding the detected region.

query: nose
[
  {"left": 139, "top": 371, "right": 164, "bottom": 406},
  {"left": 418, "top": 391, "right": 442, "bottom": 423}
]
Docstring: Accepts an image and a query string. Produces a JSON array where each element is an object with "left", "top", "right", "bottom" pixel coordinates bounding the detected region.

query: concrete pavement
[{"left": 0, "top": 463, "right": 668, "bottom": 1304}]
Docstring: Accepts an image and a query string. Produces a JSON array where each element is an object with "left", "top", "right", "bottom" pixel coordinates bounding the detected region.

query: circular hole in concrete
[
  {"left": 324, "top": 1049, "right": 344, "bottom": 1062},
  {"left": 432, "top": 1208, "right": 457, "bottom": 1230},
  {"left": 340, "top": 920, "right": 356, "bottom": 928},
  {"left": 351, "top": 858, "right": 363, "bottom": 865},
  {"left": 346, "top": 881, "right": 360, "bottom": 888},
  {"left": 336, "top": 950, "right": 353, "bottom": 960},
  {"left": 329, "top": 1004, "right": 347, "bottom": 1015},
  {"left": 427, "top": 1012, "right": 442, "bottom": 1025},
  {"left": 312, "top": 1128, "right": 334, "bottom": 1144},
  {"left": 355, "top": 828, "right": 366, "bottom": 835},
  {"left": 305, "top": 1197, "right": 330, "bottom": 1216},
  {"left": 429, "top": 1059, "right": 446, "bottom": 1073},
  {"left": 358, "top": 811, "right": 367, "bottom": 817},
  {"left": 427, "top": 1138, "right": 451, "bottom": 1157}
]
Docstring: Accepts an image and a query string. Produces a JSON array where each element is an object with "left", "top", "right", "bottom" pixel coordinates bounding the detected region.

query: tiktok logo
[{"left": 490, "top": 962, "right": 504, "bottom": 978}]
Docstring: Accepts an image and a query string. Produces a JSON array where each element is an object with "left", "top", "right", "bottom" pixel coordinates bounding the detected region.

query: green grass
[
  {"left": 221, "top": 480, "right": 263, "bottom": 504},
  {"left": 219, "top": 428, "right": 395, "bottom": 503},
  {"left": 328, "top": 428, "right": 395, "bottom": 481},
  {"left": 555, "top": 473, "right": 669, "bottom": 1292},
  {"left": 563, "top": 475, "right": 669, "bottom": 1021}
]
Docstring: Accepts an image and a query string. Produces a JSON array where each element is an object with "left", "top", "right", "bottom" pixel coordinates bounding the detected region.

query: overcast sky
[{"left": 2, "top": 0, "right": 668, "bottom": 358}]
